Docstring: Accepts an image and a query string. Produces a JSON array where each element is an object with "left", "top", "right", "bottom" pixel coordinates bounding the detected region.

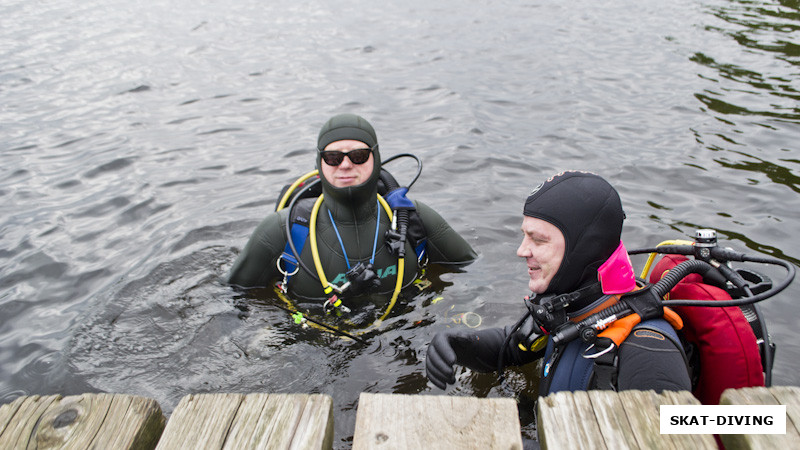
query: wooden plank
[
  {"left": 157, "top": 393, "right": 333, "bottom": 450},
  {"left": 0, "top": 395, "right": 27, "bottom": 438},
  {"left": 538, "top": 390, "right": 716, "bottom": 450},
  {"left": 0, "top": 394, "right": 164, "bottom": 450},
  {"left": 223, "top": 394, "right": 333, "bottom": 450},
  {"left": 657, "top": 390, "right": 717, "bottom": 449},
  {"left": 0, "top": 395, "right": 60, "bottom": 447},
  {"left": 33, "top": 393, "right": 116, "bottom": 448},
  {"left": 767, "top": 386, "right": 800, "bottom": 436},
  {"left": 352, "top": 393, "right": 523, "bottom": 450},
  {"left": 720, "top": 386, "right": 800, "bottom": 450},
  {"left": 289, "top": 394, "right": 334, "bottom": 450},
  {"left": 587, "top": 390, "right": 640, "bottom": 450},
  {"left": 91, "top": 394, "right": 165, "bottom": 449},
  {"left": 538, "top": 391, "right": 606, "bottom": 450},
  {"left": 156, "top": 393, "right": 244, "bottom": 450},
  {"left": 617, "top": 390, "right": 676, "bottom": 450},
  {"left": 223, "top": 394, "right": 290, "bottom": 449}
]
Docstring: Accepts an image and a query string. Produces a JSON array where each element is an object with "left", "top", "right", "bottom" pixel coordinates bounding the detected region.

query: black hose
[
  {"left": 552, "top": 302, "right": 634, "bottom": 346},
  {"left": 497, "top": 311, "right": 532, "bottom": 381},
  {"left": 382, "top": 153, "right": 423, "bottom": 189},
  {"left": 739, "top": 283, "right": 774, "bottom": 386},
  {"left": 380, "top": 156, "right": 417, "bottom": 259},
  {"left": 629, "top": 245, "right": 694, "bottom": 256},
  {"left": 629, "top": 246, "right": 796, "bottom": 307},
  {"left": 666, "top": 256, "right": 795, "bottom": 307},
  {"left": 751, "top": 300, "right": 774, "bottom": 386},
  {"left": 268, "top": 299, "right": 368, "bottom": 344},
  {"left": 650, "top": 259, "right": 714, "bottom": 298}
]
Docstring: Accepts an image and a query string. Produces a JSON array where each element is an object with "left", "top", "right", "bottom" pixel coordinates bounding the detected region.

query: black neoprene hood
[
  {"left": 315, "top": 113, "right": 382, "bottom": 212},
  {"left": 317, "top": 113, "right": 378, "bottom": 150},
  {"left": 523, "top": 171, "right": 625, "bottom": 294}
]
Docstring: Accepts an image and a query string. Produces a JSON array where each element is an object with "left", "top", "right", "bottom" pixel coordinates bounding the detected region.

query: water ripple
[{"left": 2, "top": 0, "right": 799, "bottom": 447}]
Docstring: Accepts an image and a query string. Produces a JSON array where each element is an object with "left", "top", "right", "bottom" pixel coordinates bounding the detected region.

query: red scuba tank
[{"left": 649, "top": 254, "right": 764, "bottom": 405}]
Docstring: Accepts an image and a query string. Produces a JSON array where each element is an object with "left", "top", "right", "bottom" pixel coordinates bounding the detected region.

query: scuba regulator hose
[
  {"left": 308, "top": 192, "right": 403, "bottom": 321},
  {"left": 276, "top": 170, "right": 319, "bottom": 212},
  {"left": 551, "top": 255, "right": 794, "bottom": 346},
  {"left": 629, "top": 245, "right": 796, "bottom": 307},
  {"left": 632, "top": 243, "right": 795, "bottom": 387},
  {"left": 274, "top": 153, "right": 424, "bottom": 334},
  {"left": 498, "top": 246, "right": 795, "bottom": 383},
  {"left": 382, "top": 153, "right": 423, "bottom": 189}
]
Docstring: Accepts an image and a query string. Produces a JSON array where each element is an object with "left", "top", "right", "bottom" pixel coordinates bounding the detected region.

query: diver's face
[
  {"left": 319, "top": 140, "right": 375, "bottom": 188},
  {"left": 516, "top": 216, "right": 565, "bottom": 294}
]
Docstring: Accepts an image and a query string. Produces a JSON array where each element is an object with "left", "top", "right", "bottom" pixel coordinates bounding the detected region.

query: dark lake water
[{"left": 2, "top": 0, "right": 798, "bottom": 446}]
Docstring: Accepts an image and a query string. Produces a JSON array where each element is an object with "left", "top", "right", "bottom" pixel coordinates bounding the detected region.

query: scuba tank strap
[{"left": 590, "top": 340, "right": 619, "bottom": 391}]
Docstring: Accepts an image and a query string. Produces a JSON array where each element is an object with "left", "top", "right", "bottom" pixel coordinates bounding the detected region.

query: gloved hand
[
  {"left": 426, "top": 323, "right": 548, "bottom": 389},
  {"left": 425, "top": 328, "right": 508, "bottom": 390}
]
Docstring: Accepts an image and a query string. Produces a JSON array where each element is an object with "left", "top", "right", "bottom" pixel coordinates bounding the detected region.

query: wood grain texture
[
  {"left": 353, "top": 393, "right": 522, "bottom": 450},
  {"left": 538, "top": 390, "right": 716, "bottom": 450},
  {"left": 720, "top": 386, "right": 800, "bottom": 450},
  {"left": 0, "top": 393, "right": 164, "bottom": 450},
  {"left": 156, "top": 393, "right": 333, "bottom": 450}
]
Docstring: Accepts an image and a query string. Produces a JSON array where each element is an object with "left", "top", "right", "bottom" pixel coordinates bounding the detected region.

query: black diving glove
[
  {"left": 426, "top": 328, "right": 506, "bottom": 389},
  {"left": 426, "top": 321, "right": 549, "bottom": 390}
]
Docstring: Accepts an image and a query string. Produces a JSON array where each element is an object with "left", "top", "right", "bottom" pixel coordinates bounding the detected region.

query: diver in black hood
[
  {"left": 228, "top": 113, "right": 477, "bottom": 306},
  {"left": 426, "top": 171, "right": 690, "bottom": 395}
]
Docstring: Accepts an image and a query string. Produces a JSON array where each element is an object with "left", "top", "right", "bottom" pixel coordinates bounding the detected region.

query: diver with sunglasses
[{"left": 228, "top": 113, "right": 477, "bottom": 310}]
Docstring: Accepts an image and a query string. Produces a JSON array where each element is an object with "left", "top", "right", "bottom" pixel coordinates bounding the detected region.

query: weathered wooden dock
[
  {"left": 538, "top": 389, "right": 716, "bottom": 449},
  {"left": 537, "top": 386, "right": 800, "bottom": 450},
  {"left": 0, "top": 393, "right": 164, "bottom": 449},
  {"left": 1, "top": 387, "right": 798, "bottom": 449},
  {"left": 353, "top": 393, "right": 521, "bottom": 449}
]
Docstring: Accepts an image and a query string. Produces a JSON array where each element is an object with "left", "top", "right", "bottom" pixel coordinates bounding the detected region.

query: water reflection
[
  {"left": 715, "top": 152, "right": 800, "bottom": 194},
  {"left": 2, "top": 0, "right": 800, "bottom": 447},
  {"left": 694, "top": 0, "right": 799, "bottom": 123},
  {"left": 707, "top": 0, "right": 799, "bottom": 63}
]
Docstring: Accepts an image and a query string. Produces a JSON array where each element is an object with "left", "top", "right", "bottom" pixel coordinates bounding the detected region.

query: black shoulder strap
[
  {"left": 290, "top": 197, "right": 317, "bottom": 226},
  {"left": 591, "top": 338, "right": 619, "bottom": 391}
]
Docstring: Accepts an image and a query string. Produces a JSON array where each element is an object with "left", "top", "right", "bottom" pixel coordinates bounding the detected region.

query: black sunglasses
[{"left": 319, "top": 146, "right": 374, "bottom": 166}]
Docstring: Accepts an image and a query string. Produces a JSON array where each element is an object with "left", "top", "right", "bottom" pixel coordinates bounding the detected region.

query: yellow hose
[
  {"left": 309, "top": 193, "right": 401, "bottom": 305},
  {"left": 639, "top": 239, "right": 695, "bottom": 279},
  {"left": 280, "top": 173, "right": 409, "bottom": 335},
  {"left": 276, "top": 170, "right": 319, "bottom": 212},
  {"left": 378, "top": 257, "right": 404, "bottom": 323},
  {"left": 309, "top": 195, "right": 330, "bottom": 292}
]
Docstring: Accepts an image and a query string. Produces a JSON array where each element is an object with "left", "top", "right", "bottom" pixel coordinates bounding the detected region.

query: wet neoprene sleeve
[
  {"left": 615, "top": 329, "right": 692, "bottom": 392},
  {"left": 227, "top": 210, "right": 287, "bottom": 288},
  {"left": 415, "top": 201, "right": 477, "bottom": 265}
]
